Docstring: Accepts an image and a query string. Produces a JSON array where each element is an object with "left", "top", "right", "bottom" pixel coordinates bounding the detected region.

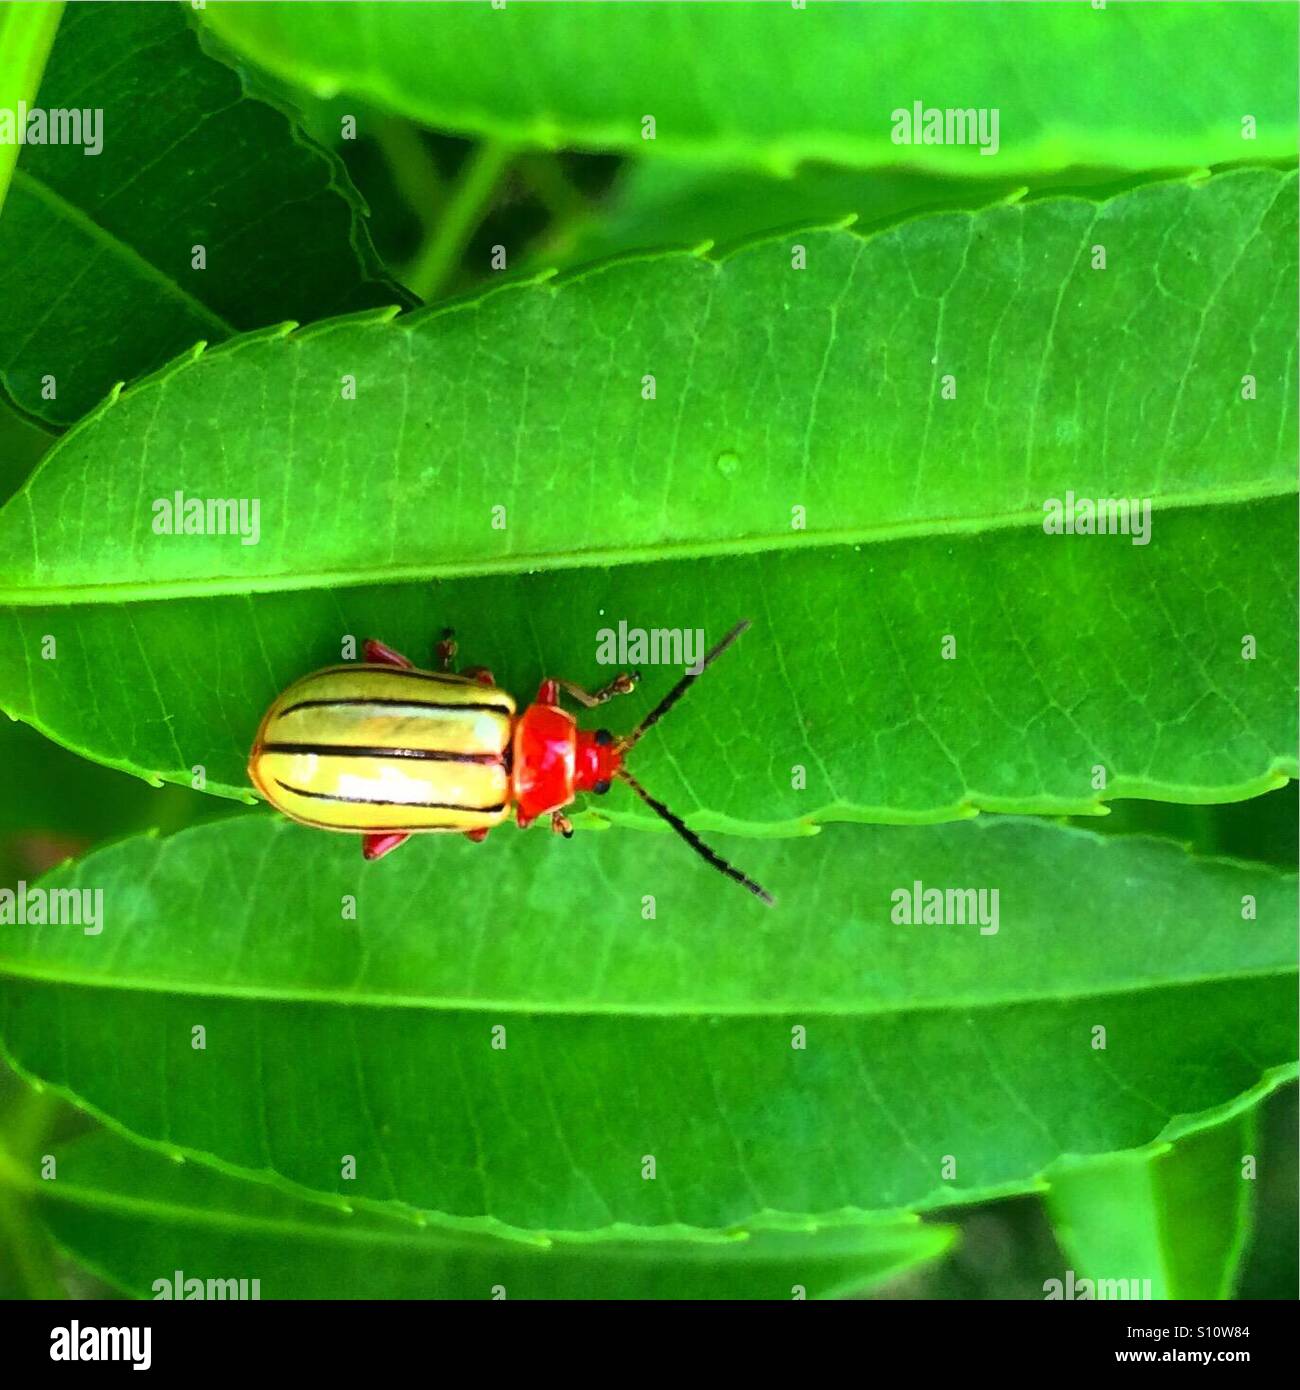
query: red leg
[
  {"left": 516, "top": 807, "right": 536, "bottom": 830},
  {"left": 435, "top": 628, "right": 457, "bottom": 671},
  {"left": 435, "top": 628, "right": 493, "bottom": 686},
  {"left": 464, "top": 827, "right": 490, "bottom": 843},
  {"left": 550, "top": 673, "right": 639, "bottom": 708},
  {"left": 364, "top": 639, "right": 412, "bottom": 669},
  {"left": 363, "top": 831, "right": 410, "bottom": 861},
  {"left": 535, "top": 674, "right": 637, "bottom": 709}
]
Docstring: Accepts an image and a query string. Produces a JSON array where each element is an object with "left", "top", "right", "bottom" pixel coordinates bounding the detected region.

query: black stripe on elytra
[
  {"left": 277, "top": 697, "right": 512, "bottom": 718},
  {"left": 275, "top": 779, "right": 506, "bottom": 814},
  {"left": 289, "top": 816, "right": 453, "bottom": 833},
  {"left": 311, "top": 665, "right": 494, "bottom": 689},
  {"left": 279, "top": 807, "right": 474, "bottom": 833},
  {"left": 262, "top": 741, "right": 504, "bottom": 765},
  {"left": 312, "top": 664, "right": 475, "bottom": 681}
]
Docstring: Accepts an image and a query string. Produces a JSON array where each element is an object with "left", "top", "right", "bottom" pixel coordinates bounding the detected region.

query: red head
[
  {"left": 511, "top": 623, "right": 773, "bottom": 904},
  {"left": 575, "top": 726, "right": 625, "bottom": 794},
  {"left": 511, "top": 707, "right": 624, "bottom": 828}
]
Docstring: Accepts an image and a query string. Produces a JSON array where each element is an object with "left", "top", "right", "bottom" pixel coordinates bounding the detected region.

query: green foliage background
[{"left": 0, "top": 1, "right": 1295, "bottom": 1300}]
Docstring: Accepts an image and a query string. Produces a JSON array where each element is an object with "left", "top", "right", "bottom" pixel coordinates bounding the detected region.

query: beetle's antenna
[
  {"left": 619, "top": 619, "right": 751, "bottom": 755},
  {"left": 615, "top": 767, "right": 774, "bottom": 905}
]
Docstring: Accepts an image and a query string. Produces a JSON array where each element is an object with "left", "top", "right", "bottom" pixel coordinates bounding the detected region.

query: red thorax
[{"left": 511, "top": 683, "right": 623, "bottom": 828}]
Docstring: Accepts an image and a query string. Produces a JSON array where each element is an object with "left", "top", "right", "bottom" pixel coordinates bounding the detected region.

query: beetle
[{"left": 248, "top": 619, "right": 773, "bottom": 903}]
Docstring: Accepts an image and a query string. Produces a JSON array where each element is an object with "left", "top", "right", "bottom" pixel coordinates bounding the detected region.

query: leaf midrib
[
  {"left": 0, "top": 957, "right": 1290, "bottom": 1020},
  {"left": 3, "top": 477, "right": 1294, "bottom": 605},
  {"left": 10, "top": 167, "right": 235, "bottom": 338}
]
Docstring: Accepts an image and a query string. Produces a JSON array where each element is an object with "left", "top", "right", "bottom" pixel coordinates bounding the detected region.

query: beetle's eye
[
  {"left": 594, "top": 728, "right": 613, "bottom": 746},
  {"left": 593, "top": 779, "right": 611, "bottom": 795}
]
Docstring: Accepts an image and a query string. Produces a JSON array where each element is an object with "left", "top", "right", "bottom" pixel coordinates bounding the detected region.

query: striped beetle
[{"left": 248, "top": 620, "right": 772, "bottom": 903}]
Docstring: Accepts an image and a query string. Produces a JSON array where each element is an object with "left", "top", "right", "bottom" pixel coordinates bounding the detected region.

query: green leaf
[
  {"left": 0, "top": 1, "right": 63, "bottom": 218},
  {"left": 1045, "top": 1110, "right": 1257, "bottom": 1299},
  {"left": 0, "top": 396, "right": 52, "bottom": 506},
  {"left": 538, "top": 161, "right": 1105, "bottom": 272},
  {"left": 0, "top": 714, "right": 253, "bottom": 845},
  {"left": 18, "top": 1131, "right": 954, "bottom": 1300},
  {"left": 1072, "top": 784, "right": 1300, "bottom": 873},
  {"left": 0, "top": 815, "right": 1293, "bottom": 1234},
  {"left": 1, "top": 494, "right": 1294, "bottom": 830},
  {"left": 1235, "top": 1083, "right": 1299, "bottom": 1298},
  {"left": 0, "top": 713, "right": 162, "bottom": 840},
  {"left": 0, "top": 0, "right": 410, "bottom": 427},
  {"left": 1, "top": 168, "right": 1293, "bottom": 602},
  {"left": 200, "top": 1, "right": 1297, "bottom": 175},
  {"left": 0, "top": 1072, "right": 64, "bottom": 1300}
]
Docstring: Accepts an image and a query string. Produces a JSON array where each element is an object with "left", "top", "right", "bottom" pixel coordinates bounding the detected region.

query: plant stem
[
  {"left": 0, "top": 1078, "right": 65, "bottom": 1298},
  {"left": 405, "top": 138, "right": 514, "bottom": 302},
  {"left": 0, "top": 0, "right": 65, "bottom": 219},
  {"left": 516, "top": 150, "right": 598, "bottom": 264},
  {"left": 373, "top": 113, "right": 445, "bottom": 231},
  {"left": 516, "top": 150, "right": 588, "bottom": 225}
]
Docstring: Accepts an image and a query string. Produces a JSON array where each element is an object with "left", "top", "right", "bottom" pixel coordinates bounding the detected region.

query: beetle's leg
[
  {"left": 363, "top": 831, "right": 410, "bottom": 861},
  {"left": 434, "top": 628, "right": 458, "bottom": 672},
  {"left": 550, "top": 672, "right": 640, "bottom": 708},
  {"left": 464, "top": 827, "right": 490, "bottom": 843},
  {"left": 435, "top": 628, "right": 494, "bottom": 686},
  {"left": 364, "top": 639, "right": 413, "bottom": 669},
  {"left": 550, "top": 811, "right": 574, "bottom": 839}
]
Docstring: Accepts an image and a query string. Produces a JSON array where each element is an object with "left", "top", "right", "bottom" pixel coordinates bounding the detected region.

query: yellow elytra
[{"left": 248, "top": 664, "right": 517, "bottom": 834}]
